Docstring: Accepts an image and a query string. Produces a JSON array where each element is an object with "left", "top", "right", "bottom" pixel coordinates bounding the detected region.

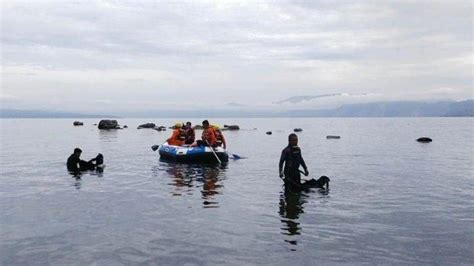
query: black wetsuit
[
  {"left": 67, "top": 154, "right": 96, "bottom": 172},
  {"left": 279, "top": 145, "right": 308, "bottom": 185}
]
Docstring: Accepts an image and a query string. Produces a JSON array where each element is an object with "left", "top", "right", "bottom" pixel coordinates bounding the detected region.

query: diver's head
[{"left": 288, "top": 133, "right": 298, "bottom": 147}]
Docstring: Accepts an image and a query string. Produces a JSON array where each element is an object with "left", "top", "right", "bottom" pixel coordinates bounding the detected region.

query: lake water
[{"left": 1, "top": 118, "right": 473, "bottom": 265}]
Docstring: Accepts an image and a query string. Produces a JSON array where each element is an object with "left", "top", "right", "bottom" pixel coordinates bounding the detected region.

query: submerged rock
[
  {"left": 123, "top": 125, "right": 128, "bottom": 128},
  {"left": 154, "top": 126, "right": 167, "bottom": 131},
  {"left": 223, "top": 125, "right": 240, "bottom": 130},
  {"left": 294, "top": 128, "right": 303, "bottom": 132},
  {"left": 327, "top": 135, "right": 340, "bottom": 139},
  {"left": 417, "top": 137, "right": 432, "bottom": 143},
  {"left": 137, "top": 123, "right": 156, "bottom": 129},
  {"left": 98, "top": 120, "right": 120, "bottom": 130},
  {"left": 266, "top": 131, "right": 272, "bottom": 135},
  {"left": 73, "top": 121, "right": 83, "bottom": 126}
]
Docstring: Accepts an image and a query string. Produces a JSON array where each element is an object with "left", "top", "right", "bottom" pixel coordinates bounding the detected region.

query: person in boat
[
  {"left": 279, "top": 134, "right": 309, "bottom": 187},
  {"left": 167, "top": 122, "right": 186, "bottom": 146},
  {"left": 183, "top": 121, "right": 195, "bottom": 145},
  {"left": 212, "top": 124, "right": 227, "bottom": 149},
  {"left": 192, "top": 120, "right": 217, "bottom": 147},
  {"left": 67, "top": 148, "right": 104, "bottom": 173}
]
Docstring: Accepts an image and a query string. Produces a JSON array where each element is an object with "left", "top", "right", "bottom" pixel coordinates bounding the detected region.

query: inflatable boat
[{"left": 157, "top": 142, "right": 229, "bottom": 163}]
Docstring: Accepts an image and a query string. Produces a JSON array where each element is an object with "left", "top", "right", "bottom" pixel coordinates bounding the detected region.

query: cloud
[
  {"left": 0, "top": 94, "right": 18, "bottom": 99},
  {"left": 1, "top": 0, "right": 472, "bottom": 112}
]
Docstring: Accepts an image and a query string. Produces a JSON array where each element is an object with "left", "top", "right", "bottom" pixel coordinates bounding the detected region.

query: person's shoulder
[
  {"left": 67, "top": 154, "right": 77, "bottom": 163},
  {"left": 282, "top": 146, "right": 290, "bottom": 153}
]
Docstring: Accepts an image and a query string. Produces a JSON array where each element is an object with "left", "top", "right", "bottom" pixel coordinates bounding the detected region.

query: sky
[{"left": 1, "top": 0, "right": 473, "bottom": 112}]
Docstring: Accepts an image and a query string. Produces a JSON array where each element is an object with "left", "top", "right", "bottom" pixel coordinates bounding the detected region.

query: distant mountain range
[
  {"left": 274, "top": 94, "right": 342, "bottom": 104},
  {"left": 1, "top": 100, "right": 472, "bottom": 118},
  {"left": 285, "top": 100, "right": 474, "bottom": 117}
]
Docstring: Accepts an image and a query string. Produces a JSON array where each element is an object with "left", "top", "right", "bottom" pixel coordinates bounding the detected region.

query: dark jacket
[{"left": 184, "top": 127, "right": 195, "bottom": 144}]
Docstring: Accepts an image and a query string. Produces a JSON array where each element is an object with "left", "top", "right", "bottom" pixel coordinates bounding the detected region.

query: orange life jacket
[
  {"left": 201, "top": 127, "right": 217, "bottom": 145},
  {"left": 167, "top": 129, "right": 184, "bottom": 146}
]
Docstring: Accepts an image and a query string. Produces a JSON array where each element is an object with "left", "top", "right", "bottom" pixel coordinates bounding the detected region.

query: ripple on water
[{"left": 1, "top": 118, "right": 473, "bottom": 264}]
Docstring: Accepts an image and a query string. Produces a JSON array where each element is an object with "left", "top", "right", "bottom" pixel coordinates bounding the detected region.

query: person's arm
[
  {"left": 299, "top": 150, "right": 309, "bottom": 176},
  {"left": 221, "top": 132, "right": 227, "bottom": 149},
  {"left": 279, "top": 149, "right": 286, "bottom": 178}
]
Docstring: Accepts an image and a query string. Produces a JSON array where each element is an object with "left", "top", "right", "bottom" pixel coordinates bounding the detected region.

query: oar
[
  {"left": 205, "top": 140, "right": 222, "bottom": 164},
  {"left": 228, "top": 152, "right": 242, "bottom": 159}
]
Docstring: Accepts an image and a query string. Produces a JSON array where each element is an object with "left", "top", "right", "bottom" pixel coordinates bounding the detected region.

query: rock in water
[
  {"left": 137, "top": 123, "right": 156, "bottom": 129},
  {"left": 98, "top": 120, "right": 119, "bottom": 130},
  {"left": 294, "top": 128, "right": 303, "bottom": 132},
  {"left": 417, "top": 137, "right": 432, "bottom": 143},
  {"left": 327, "top": 135, "right": 340, "bottom": 139},
  {"left": 154, "top": 126, "right": 167, "bottom": 132},
  {"left": 223, "top": 125, "right": 240, "bottom": 130},
  {"left": 266, "top": 131, "right": 272, "bottom": 135},
  {"left": 73, "top": 121, "right": 83, "bottom": 126}
]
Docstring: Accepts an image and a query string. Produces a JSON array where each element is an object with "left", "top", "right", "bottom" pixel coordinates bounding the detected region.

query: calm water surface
[{"left": 1, "top": 118, "right": 473, "bottom": 265}]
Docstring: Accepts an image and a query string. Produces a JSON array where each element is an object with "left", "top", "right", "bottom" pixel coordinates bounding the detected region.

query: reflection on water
[
  {"left": 68, "top": 168, "right": 104, "bottom": 190},
  {"left": 279, "top": 186, "right": 307, "bottom": 248},
  {"left": 160, "top": 161, "right": 227, "bottom": 208},
  {"left": 73, "top": 177, "right": 82, "bottom": 190},
  {"left": 279, "top": 185, "right": 330, "bottom": 249},
  {"left": 2, "top": 118, "right": 472, "bottom": 265},
  {"left": 98, "top": 128, "right": 119, "bottom": 142}
]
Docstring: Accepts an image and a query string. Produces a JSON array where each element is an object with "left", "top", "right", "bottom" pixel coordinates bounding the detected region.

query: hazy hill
[{"left": 1, "top": 100, "right": 472, "bottom": 118}]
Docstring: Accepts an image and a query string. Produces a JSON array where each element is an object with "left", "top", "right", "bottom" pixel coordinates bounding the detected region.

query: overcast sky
[{"left": 1, "top": 0, "right": 472, "bottom": 112}]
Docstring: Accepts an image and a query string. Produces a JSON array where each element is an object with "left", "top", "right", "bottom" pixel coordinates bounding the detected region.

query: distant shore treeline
[{"left": 1, "top": 100, "right": 473, "bottom": 118}]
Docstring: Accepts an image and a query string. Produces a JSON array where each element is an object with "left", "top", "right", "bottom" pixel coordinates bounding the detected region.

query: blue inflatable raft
[{"left": 158, "top": 142, "right": 229, "bottom": 163}]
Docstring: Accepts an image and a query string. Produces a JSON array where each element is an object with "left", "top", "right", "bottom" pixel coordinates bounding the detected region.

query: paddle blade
[{"left": 231, "top": 154, "right": 242, "bottom": 159}]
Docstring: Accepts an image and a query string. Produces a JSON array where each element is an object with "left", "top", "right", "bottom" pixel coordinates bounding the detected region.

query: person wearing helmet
[
  {"left": 167, "top": 122, "right": 185, "bottom": 146},
  {"left": 212, "top": 124, "right": 227, "bottom": 149}
]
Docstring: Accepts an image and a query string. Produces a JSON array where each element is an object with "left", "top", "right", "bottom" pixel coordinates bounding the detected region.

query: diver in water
[
  {"left": 279, "top": 134, "right": 330, "bottom": 190},
  {"left": 67, "top": 148, "right": 103, "bottom": 173},
  {"left": 279, "top": 133, "right": 309, "bottom": 186}
]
